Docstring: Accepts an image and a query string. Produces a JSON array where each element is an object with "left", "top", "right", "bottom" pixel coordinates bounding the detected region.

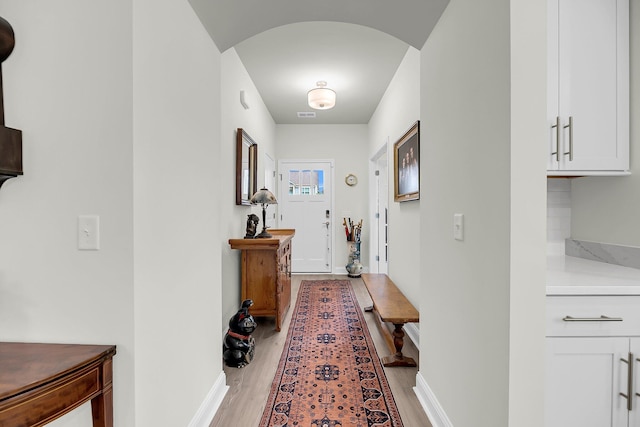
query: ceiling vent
[{"left": 297, "top": 112, "right": 316, "bottom": 118}]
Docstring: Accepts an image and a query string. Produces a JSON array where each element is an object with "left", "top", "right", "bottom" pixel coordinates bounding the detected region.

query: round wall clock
[{"left": 345, "top": 174, "right": 358, "bottom": 186}]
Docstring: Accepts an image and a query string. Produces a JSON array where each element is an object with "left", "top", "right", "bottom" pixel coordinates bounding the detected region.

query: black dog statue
[
  {"left": 223, "top": 299, "right": 257, "bottom": 368},
  {"left": 244, "top": 214, "right": 259, "bottom": 239}
]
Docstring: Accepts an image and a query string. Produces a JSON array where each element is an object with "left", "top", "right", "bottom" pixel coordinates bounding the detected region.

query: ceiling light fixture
[{"left": 307, "top": 81, "right": 336, "bottom": 110}]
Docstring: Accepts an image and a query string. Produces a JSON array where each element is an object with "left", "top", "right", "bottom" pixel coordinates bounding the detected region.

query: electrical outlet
[{"left": 78, "top": 215, "right": 100, "bottom": 250}]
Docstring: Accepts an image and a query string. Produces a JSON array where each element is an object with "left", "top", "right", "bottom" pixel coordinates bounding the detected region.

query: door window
[{"left": 288, "top": 170, "right": 324, "bottom": 195}]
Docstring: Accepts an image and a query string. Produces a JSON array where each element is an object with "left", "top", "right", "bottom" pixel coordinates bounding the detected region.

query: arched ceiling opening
[
  {"left": 189, "top": 0, "right": 449, "bottom": 52},
  {"left": 188, "top": 1, "right": 450, "bottom": 124}
]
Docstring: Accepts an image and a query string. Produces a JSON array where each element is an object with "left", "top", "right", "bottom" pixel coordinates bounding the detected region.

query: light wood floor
[{"left": 210, "top": 274, "right": 432, "bottom": 427}]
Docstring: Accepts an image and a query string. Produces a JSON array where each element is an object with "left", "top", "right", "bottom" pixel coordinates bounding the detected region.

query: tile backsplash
[
  {"left": 547, "top": 179, "right": 571, "bottom": 247},
  {"left": 547, "top": 178, "right": 640, "bottom": 269}
]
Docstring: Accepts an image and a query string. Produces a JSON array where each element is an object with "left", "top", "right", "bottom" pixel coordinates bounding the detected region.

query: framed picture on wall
[{"left": 393, "top": 121, "right": 420, "bottom": 202}]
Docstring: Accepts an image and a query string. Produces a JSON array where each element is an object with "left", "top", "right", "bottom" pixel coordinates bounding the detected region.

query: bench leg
[{"left": 381, "top": 323, "right": 417, "bottom": 367}]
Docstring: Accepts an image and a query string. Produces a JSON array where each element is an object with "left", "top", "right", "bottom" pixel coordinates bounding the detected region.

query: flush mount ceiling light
[{"left": 307, "top": 81, "right": 336, "bottom": 110}]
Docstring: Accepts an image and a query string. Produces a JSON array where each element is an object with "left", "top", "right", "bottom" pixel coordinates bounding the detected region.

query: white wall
[
  {"left": 276, "top": 124, "right": 368, "bottom": 272},
  {"left": 0, "top": 1, "right": 226, "bottom": 426},
  {"left": 571, "top": 1, "right": 640, "bottom": 247},
  {"left": 507, "top": 0, "right": 547, "bottom": 423},
  {"left": 418, "top": 0, "right": 546, "bottom": 426},
  {"left": 133, "top": 0, "right": 224, "bottom": 425},
  {"left": 368, "top": 47, "right": 421, "bottom": 306},
  {"left": 0, "top": 1, "right": 135, "bottom": 426},
  {"left": 419, "top": 3, "right": 510, "bottom": 423},
  {"left": 220, "top": 48, "right": 277, "bottom": 324}
]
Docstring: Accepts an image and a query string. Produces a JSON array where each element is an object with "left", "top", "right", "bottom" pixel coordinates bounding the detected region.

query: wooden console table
[
  {"left": 229, "top": 229, "right": 294, "bottom": 331},
  {"left": 0, "top": 342, "right": 116, "bottom": 426}
]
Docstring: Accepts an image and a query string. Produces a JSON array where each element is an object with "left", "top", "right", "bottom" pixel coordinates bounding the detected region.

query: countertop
[{"left": 547, "top": 254, "right": 640, "bottom": 295}]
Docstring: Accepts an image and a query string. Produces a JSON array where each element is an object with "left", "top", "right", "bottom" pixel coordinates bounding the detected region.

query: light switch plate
[
  {"left": 78, "top": 215, "right": 100, "bottom": 250},
  {"left": 453, "top": 213, "right": 464, "bottom": 241}
]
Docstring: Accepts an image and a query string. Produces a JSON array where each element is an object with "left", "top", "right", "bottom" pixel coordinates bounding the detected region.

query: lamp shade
[
  {"left": 307, "top": 81, "right": 336, "bottom": 110},
  {"left": 250, "top": 187, "right": 277, "bottom": 205}
]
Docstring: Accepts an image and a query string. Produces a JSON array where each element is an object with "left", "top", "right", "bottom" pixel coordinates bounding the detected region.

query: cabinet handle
[
  {"left": 620, "top": 353, "right": 633, "bottom": 411},
  {"left": 637, "top": 358, "right": 640, "bottom": 399},
  {"left": 562, "top": 315, "right": 622, "bottom": 322},
  {"left": 563, "top": 116, "right": 573, "bottom": 161},
  {"left": 551, "top": 116, "right": 560, "bottom": 162}
]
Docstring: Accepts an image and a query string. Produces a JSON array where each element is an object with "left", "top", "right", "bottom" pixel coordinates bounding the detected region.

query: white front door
[{"left": 278, "top": 160, "right": 333, "bottom": 273}]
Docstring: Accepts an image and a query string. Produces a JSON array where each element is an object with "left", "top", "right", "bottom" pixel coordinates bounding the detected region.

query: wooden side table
[
  {"left": 229, "top": 229, "right": 294, "bottom": 331},
  {"left": 0, "top": 342, "right": 116, "bottom": 426}
]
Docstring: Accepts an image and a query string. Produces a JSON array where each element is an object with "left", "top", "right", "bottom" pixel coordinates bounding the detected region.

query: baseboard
[
  {"left": 188, "top": 371, "right": 229, "bottom": 427},
  {"left": 404, "top": 322, "right": 419, "bottom": 348},
  {"left": 413, "top": 371, "right": 453, "bottom": 427}
]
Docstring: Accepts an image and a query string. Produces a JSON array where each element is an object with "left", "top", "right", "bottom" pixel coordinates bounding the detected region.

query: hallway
[{"left": 211, "top": 274, "right": 430, "bottom": 426}]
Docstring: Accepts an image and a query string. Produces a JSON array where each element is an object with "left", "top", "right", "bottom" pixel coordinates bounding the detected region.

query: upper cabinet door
[{"left": 548, "top": 0, "right": 629, "bottom": 175}]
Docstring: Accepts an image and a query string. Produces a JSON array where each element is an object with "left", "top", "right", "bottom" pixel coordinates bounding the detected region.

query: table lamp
[{"left": 250, "top": 187, "right": 278, "bottom": 238}]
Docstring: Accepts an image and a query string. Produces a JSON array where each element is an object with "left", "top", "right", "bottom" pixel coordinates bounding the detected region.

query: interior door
[
  {"left": 374, "top": 151, "right": 388, "bottom": 274},
  {"left": 278, "top": 160, "right": 333, "bottom": 273}
]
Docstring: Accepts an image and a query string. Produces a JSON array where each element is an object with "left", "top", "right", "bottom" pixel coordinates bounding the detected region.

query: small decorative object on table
[
  {"left": 244, "top": 213, "right": 259, "bottom": 238},
  {"left": 344, "top": 218, "right": 363, "bottom": 278},
  {"left": 223, "top": 299, "right": 257, "bottom": 368}
]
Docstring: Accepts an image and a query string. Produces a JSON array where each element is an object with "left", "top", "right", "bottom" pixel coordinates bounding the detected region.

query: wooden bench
[{"left": 360, "top": 273, "right": 419, "bottom": 367}]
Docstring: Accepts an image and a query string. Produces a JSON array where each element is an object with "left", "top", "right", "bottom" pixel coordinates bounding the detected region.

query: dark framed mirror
[{"left": 236, "top": 128, "right": 258, "bottom": 205}]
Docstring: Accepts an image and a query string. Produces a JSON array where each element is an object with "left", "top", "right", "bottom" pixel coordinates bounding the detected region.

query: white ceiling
[
  {"left": 234, "top": 22, "right": 410, "bottom": 124},
  {"left": 188, "top": 0, "right": 450, "bottom": 124}
]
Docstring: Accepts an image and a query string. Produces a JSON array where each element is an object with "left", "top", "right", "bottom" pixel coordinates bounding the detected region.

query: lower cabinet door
[{"left": 545, "top": 337, "right": 629, "bottom": 427}]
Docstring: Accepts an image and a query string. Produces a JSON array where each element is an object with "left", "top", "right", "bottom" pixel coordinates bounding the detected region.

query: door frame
[
  {"left": 278, "top": 158, "right": 335, "bottom": 274},
  {"left": 369, "top": 143, "right": 389, "bottom": 274}
]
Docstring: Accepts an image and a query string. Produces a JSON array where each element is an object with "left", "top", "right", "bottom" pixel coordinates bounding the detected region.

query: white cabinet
[
  {"left": 547, "top": 0, "right": 629, "bottom": 175},
  {"left": 546, "top": 296, "right": 640, "bottom": 426},
  {"left": 546, "top": 337, "right": 638, "bottom": 427}
]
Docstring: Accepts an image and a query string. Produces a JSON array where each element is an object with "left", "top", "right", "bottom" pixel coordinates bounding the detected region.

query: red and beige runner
[{"left": 259, "top": 279, "right": 404, "bottom": 427}]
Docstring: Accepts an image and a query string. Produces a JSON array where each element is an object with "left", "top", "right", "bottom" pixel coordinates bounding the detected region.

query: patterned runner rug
[{"left": 259, "top": 279, "right": 404, "bottom": 427}]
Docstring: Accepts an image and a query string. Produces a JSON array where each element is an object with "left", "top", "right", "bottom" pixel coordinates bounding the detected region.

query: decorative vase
[
  {"left": 346, "top": 260, "right": 363, "bottom": 277},
  {"left": 346, "top": 240, "right": 363, "bottom": 278}
]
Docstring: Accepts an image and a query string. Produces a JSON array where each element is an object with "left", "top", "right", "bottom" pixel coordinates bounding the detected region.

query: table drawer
[
  {"left": 546, "top": 296, "right": 640, "bottom": 337},
  {"left": 0, "top": 366, "right": 100, "bottom": 426}
]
